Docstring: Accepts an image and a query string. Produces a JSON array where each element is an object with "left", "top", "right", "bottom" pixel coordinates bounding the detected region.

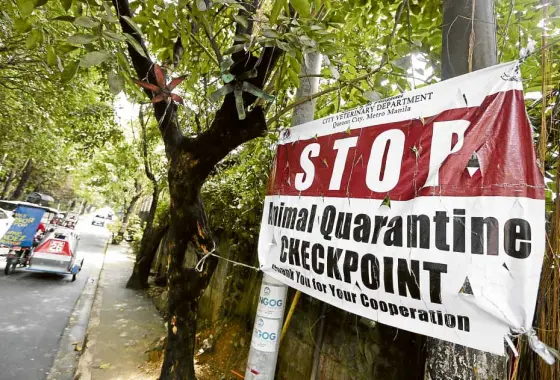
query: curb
[
  {"left": 73, "top": 242, "right": 132, "bottom": 380},
  {"left": 47, "top": 239, "right": 110, "bottom": 380}
]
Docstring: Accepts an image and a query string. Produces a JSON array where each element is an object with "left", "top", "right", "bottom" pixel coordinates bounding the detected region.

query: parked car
[{"left": 0, "top": 207, "right": 14, "bottom": 239}]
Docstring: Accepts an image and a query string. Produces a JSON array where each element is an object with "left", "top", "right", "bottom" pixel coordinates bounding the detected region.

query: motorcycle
[{"left": 4, "top": 232, "right": 44, "bottom": 275}]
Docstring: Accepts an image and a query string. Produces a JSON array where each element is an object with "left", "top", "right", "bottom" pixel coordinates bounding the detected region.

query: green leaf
[
  {"left": 14, "top": 18, "right": 32, "bottom": 32},
  {"left": 233, "top": 15, "right": 248, "bottom": 28},
  {"left": 74, "top": 16, "right": 99, "bottom": 28},
  {"left": 61, "top": 60, "right": 79, "bottom": 83},
  {"left": 58, "top": 44, "right": 79, "bottom": 54},
  {"left": 26, "top": 29, "right": 43, "bottom": 49},
  {"left": 108, "top": 71, "right": 124, "bottom": 94},
  {"left": 290, "top": 0, "right": 310, "bottom": 18},
  {"left": 288, "top": 68, "right": 300, "bottom": 87},
  {"left": 36, "top": 0, "right": 49, "bottom": 7},
  {"left": 233, "top": 34, "right": 251, "bottom": 42},
  {"left": 122, "top": 16, "right": 143, "bottom": 36},
  {"left": 102, "top": 2, "right": 118, "bottom": 22},
  {"left": 79, "top": 50, "right": 111, "bottom": 67},
  {"left": 56, "top": 56, "right": 64, "bottom": 72},
  {"left": 68, "top": 33, "right": 99, "bottom": 44},
  {"left": 17, "top": 0, "right": 35, "bottom": 18},
  {"left": 102, "top": 30, "right": 126, "bottom": 42},
  {"left": 223, "top": 44, "right": 245, "bottom": 55},
  {"left": 116, "top": 50, "right": 130, "bottom": 73},
  {"left": 123, "top": 33, "right": 147, "bottom": 58},
  {"left": 262, "top": 29, "right": 280, "bottom": 38},
  {"left": 60, "top": 0, "right": 72, "bottom": 11},
  {"left": 276, "top": 40, "right": 291, "bottom": 52},
  {"left": 53, "top": 15, "right": 75, "bottom": 22},
  {"left": 46, "top": 45, "right": 57, "bottom": 66},
  {"left": 270, "top": 0, "right": 285, "bottom": 23}
]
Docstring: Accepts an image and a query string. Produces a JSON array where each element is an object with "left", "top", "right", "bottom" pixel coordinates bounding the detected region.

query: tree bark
[
  {"left": 441, "top": 0, "right": 497, "bottom": 80},
  {"left": 80, "top": 201, "right": 88, "bottom": 215},
  {"left": 117, "top": 180, "right": 143, "bottom": 240},
  {"left": 425, "top": 1, "right": 506, "bottom": 379},
  {"left": 126, "top": 189, "right": 166, "bottom": 289},
  {"left": 11, "top": 158, "right": 33, "bottom": 200},
  {"left": 1, "top": 170, "right": 15, "bottom": 199}
]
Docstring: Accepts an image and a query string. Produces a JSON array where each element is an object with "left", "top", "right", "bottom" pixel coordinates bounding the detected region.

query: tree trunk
[
  {"left": 441, "top": 0, "right": 497, "bottom": 80},
  {"left": 425, "top": 1, "right": 505, "bottom": 379},
  {"left": 11, "top": 158, "right": 33, "bottom": 200},
  {"left": 81, "top": 201, "right": 88, "bottom": 215},
  {"left": 117, "top": 191, "right": 141, "bottom": 239},
  {"left": 159, "top": 158, "right": 218, "bottom": 380},
  {"left": 1, "top": 170, "right": 15, "bottom": 199},
  {"left": 126, "top": 188, "right": 166, "bottom": 289}
]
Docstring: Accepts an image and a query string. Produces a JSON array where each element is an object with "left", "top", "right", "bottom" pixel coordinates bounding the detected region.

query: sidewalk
[{"left": 75, "top": 244, "right": 166, "bottom": 380}]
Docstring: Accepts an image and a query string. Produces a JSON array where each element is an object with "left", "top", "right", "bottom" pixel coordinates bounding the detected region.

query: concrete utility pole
[
  {"left": 425, "top": 1, "right": 506, "bottom": 379},
  {"left": 245, "top": 52, "right": 323, "bottom": 380}
]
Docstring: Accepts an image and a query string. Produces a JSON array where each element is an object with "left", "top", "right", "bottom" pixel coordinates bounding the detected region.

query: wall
[
  {"left": 195, "top": 245, "right": 424, "bottom": 380},
  {"left": 150, "top": 234, "right": 424, "bottom": 379}
]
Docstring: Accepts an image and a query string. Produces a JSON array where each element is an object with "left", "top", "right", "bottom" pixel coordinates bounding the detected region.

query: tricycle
[
  {"left": 24, "top": 227, "right": 83, "bottom": 281},
  {"left": 1, "top": 203, "right": 82, "bottom": 280}
]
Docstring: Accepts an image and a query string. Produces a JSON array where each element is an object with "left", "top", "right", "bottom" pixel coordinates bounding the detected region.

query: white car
[
  {"left": 92, "top": 214, "right": 105, "bottom": 226},
  {"left": 0, "top": 207, "right": 14, "bottom": 239}
]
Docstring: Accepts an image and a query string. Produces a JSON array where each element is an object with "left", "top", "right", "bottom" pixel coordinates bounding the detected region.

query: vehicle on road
[
  {"left": 0, "top": 208, "right": 14, "bottom": 238},
  {"left": 22, "top": 227, "right": 83, "bottom": 281},
  {"left": 61, "top": 212, "right": 79, "bottom": 229},
  {"left": 92, "top": 214, "right": 106, "bottom": 227},
  {"left": 0, "top": 200, "right": 59, "bottom": 229},
  {"left": 1, "top": 202, "right": 60, "bottom": 275},
  {"left": 4, "top": 232, "right": 45, "bottom": 274}
]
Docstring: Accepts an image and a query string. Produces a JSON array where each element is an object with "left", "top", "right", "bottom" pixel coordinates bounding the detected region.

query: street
[{"left": 0, "top": 217, "right": 109, "bottom": 380}]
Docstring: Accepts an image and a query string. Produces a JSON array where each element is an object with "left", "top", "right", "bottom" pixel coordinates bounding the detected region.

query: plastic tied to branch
[
  {"left": 507, "top": 328, "right": 560, "bottom": 365},
  {"left": 195, "top": 248, "right": 260, "bottom": 273},
  {"left": 209, "top": 58, "right": 275, "bottom": 120}
]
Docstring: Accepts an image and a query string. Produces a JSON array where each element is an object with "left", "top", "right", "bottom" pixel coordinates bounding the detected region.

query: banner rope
[{"left": 195, "top": 249, "right": 260, "bottom": 273}]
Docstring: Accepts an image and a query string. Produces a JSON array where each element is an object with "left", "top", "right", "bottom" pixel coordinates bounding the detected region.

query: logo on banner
[
  {"left": 251, "top": 318, "right": 280, "bottom": 352},
  {"left": 0, "top": 206, "right": 45, "bottom": 247},
  {"left": 257, "top": 284, "right": 285, "bottom": 318}
]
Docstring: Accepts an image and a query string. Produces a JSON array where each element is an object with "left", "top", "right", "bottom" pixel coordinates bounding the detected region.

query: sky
[{"left": 114, "top": 93, "right": 139, "bottom": 126}]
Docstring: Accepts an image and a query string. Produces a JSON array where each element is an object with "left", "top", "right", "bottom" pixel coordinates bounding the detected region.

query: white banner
[{"left": 257, "top": 63, "right": 546, "bottom": 354}]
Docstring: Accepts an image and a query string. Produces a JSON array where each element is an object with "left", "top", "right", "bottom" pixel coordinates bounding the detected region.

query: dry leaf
[{"left": 99, "top": 363, "right": 111, "bottom": 369}]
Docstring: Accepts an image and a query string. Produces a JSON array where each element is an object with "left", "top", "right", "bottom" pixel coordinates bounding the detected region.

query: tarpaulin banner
[
  {"left": 257, "top": 62, "right": 545, "bottom": 354},
  {"left": 0, "top": 206, "right": 45, "bottom": 247}
]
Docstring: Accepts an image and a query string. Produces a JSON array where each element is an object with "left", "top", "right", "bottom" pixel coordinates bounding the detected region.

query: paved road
[{"left": 0, "top": 216, "right": 109, "bottom": 380}]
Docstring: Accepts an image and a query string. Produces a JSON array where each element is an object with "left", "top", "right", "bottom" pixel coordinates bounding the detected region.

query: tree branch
[
  {"left": 267, "top": 64, "right": 385, "bottom": 127},
  {"left": 111, "top": 0, "right": 184, "bottom": 154},
  {"left": 139, "top": 105, "right": 157, "bottom": 184},
  {"left": 184, "top": 46, "right": 282, "bottom": 185},
  {"left": 190, "top": 34, "right": 220, "bottom": 66},
  {"left": 381, "top": 0, "right": 407, "bottom": 65},
  {"left": 200, "top": 15, "right": 223, "bottom": 64},
  {"left": 232, "top": 0, "right": 258, "bottom": 62}
]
